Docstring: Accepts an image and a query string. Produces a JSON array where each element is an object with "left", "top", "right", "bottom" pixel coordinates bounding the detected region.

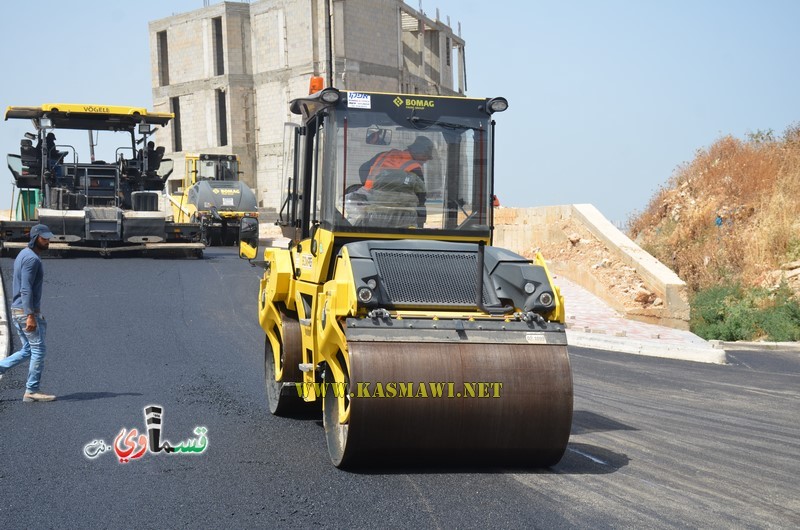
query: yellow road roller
[
  {"left": 240, "top": 87, "right": 572, "bottom": 467},
  {"left": 167, "top": 153, "right": 258, "bottom": 246}
]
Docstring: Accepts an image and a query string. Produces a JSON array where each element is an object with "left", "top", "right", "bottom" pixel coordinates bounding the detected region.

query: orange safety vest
[{"left": 364, "top": 150, "right": 422, "bottom": 189}]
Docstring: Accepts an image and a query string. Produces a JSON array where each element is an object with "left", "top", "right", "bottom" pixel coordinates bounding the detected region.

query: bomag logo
[
  {"left": 211, "top": 188, "right": 240, "bottom": 195},
  {"left": 393, "top": 97, "right": 436, "bottom": 109},
  {"left": 82, "top": 106, "right": 110, "bottom": 113}
]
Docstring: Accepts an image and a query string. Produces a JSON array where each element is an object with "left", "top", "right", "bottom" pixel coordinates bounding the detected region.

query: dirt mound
[
  {"left": 530, "top": 217, "right": 660, "bottom": 314},
  {"left": 627, "top": 126, "right": 800, "bottom": 297}
]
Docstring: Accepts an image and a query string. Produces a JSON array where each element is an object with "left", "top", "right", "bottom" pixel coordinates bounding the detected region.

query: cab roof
[
  {"left": 4, "top": 104, "right": 173, "bottom": 131},
  {"left": 289, "top": 89, "right": 491, "bottom": 121}
]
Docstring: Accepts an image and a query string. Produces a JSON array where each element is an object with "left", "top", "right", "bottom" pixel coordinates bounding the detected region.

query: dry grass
[{"left": 628, "top": 125, "right": 800, "bottom": 294}]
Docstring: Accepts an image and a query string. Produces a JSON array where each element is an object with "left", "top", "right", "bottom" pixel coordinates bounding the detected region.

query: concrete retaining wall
[{"left": 494, "top": 204, "right": 691, "bottom": 330}]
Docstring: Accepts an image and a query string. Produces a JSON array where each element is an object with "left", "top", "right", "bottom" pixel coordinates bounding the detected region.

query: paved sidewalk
[{"left": 556, "top": 276, "right": 727, "bottom": 364}]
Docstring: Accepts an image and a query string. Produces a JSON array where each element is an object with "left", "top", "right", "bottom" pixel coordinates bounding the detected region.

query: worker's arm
[
  {"left": 359, "top": 153, "right": 381, "bottom": 183},
  {"left": 416, "top": 192, "right": 427, "bottom": 228},
  {"left": 413, "top": 170, "right": 427, "bottom": 228},
  {"left": 18, "top": 256, "right": 39, "bottom": 332}
]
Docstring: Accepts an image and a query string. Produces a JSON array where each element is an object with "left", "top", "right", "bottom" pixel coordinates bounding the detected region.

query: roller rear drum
[{"left": 324, "top": 341, "right": 572, "bottom": 467}]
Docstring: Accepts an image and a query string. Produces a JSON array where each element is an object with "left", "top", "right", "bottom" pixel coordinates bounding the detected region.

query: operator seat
[
  {"left": 147, "top": 146, "right": 165, "bottom": 174},
  {"left": 20, "top": 139, "right": 40, "bottom": 166}
]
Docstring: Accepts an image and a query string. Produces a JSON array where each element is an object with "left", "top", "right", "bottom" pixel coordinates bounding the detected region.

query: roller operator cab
[
  {"left": 2, "top": 104, "right": 204, "bottom": 256},
  {"left": 168, "top": 153, "right": 258, "bottom": 246},
  {"left": 240, "top": 88, "right": 573, "bottom": 468}
]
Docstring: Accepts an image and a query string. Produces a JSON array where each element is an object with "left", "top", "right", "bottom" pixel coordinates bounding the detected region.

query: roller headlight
[
  {"left": 524, "top": 282, "right": 536, "bottom": 294},
  {"left": 357, "top": 287, "right": 374, "bottom": 303},
  {"left": 366, "top": 279, "right": 377, "bottom": 289},
  {"left": 484, "top": 97, "right": 509, "bottom": 114},
  {"left": 539, "top": 292, "right": 554, "bottom": 306},
  {"left": 320, "top": 88, "right": 341, "bottom": 104}
]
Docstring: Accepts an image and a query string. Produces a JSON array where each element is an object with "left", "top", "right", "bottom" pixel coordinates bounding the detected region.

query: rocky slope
[{"left": 628, "top": 128, "right": 800, "bottom": 297}]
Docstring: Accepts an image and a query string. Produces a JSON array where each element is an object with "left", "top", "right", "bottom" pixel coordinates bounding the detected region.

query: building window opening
[
  {"left": 212, "top": 17, "right": 225, "bottom": 76},
  {"left": 171, "top": 97, "right": 182, "bottom": 152},
  {"left": 157, "top": 31, "right": 170, "bottom": 86},
  {"left": 217, "top": 89, "right": 228, "bottom": 147}
]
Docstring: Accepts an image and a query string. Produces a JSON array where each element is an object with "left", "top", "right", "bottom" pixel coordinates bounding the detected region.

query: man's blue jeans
[{"left": 0, "top": 314, "right": 48, "bottom": 392}]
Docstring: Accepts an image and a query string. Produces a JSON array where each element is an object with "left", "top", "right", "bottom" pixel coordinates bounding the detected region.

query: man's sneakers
[{"left": 23, "top": 391, "right": 56, "bottom": 403}]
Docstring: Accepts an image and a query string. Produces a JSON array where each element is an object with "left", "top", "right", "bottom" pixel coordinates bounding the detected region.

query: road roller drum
[{"left": 324, "top": 340, "right": 572, "bottom": 467}]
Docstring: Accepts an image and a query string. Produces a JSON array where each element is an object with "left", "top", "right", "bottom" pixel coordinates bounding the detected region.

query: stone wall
[{"left": 494, "top": 205, "right": 691, "bottom": 330}]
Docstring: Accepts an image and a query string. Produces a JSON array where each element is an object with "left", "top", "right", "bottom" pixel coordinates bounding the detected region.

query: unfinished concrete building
[{"left": 149, "top": 0, "right": 467, "bottom": 212}]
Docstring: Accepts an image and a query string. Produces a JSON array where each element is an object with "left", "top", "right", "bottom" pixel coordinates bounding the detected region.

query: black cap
[{"left": 408, "top": 136, "right": 434, "bottom": 158}]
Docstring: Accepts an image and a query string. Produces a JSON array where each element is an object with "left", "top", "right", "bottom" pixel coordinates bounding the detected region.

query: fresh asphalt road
[{"left": 0, "top": 248, "right": 798, "bottom": 528}]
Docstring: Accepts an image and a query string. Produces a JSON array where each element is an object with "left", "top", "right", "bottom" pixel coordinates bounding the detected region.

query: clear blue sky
[{"left": 1, "top": 0, "right": 798, "bottom": 225}]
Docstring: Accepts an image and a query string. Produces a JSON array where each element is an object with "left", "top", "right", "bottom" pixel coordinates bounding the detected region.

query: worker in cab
[
  {"left": 359, "top": 136, "right": 433, "bottom": 188},
  {"left": 358, "top": 136, "right": 434, "bottom": 228},
  {"left": 139, "top": 141, "right": 164, "bottom": 176},
  {"left": 36, "top": 132, "right": 65, "bottom": 178},
  {"left": 138, "top": 141, "right": 156, "bottom": 167},
  {"left": 138, "top": 141, "right": 154, "bottom": 160}
]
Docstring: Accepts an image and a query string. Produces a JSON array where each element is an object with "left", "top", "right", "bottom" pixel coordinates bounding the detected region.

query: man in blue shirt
[{"left": 0, "top": 224, "right": 56, "bottom": 402}]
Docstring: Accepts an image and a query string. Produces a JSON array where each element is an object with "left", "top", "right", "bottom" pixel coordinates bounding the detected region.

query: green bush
[
  {"left": 690, "top": 282, "right": 800, "bottom": 341},
  {"left": 757, "top": 284, "right": 800, "bottom": 341}
]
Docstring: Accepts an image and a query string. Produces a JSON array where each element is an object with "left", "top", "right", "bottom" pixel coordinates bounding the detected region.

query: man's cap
[
  {"left": 408, "top": 136, "right": 434, "bottom": 158},
  {"left": 46, "top": 132, "right": 56, "bottom": 140},
  {"left": 30, "top": 224, "right": 54, "bottom": 240}
]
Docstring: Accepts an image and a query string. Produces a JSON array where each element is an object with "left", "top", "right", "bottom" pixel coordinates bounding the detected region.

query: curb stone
[
  {"left": 568, "top": 330, "right": 728, "bottom": 364},
  {"left": 709, "top": 340, "right": 800, "bottom": 353}
]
